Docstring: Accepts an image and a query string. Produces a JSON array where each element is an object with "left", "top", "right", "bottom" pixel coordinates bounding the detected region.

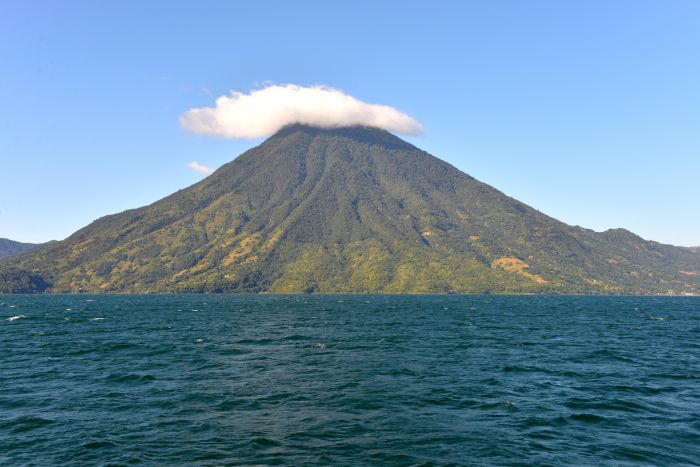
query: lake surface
[{"left": 1, "top": 295, "right": 699, "bottom": 465}]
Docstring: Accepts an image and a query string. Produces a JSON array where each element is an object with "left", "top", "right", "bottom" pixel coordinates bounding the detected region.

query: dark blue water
[{"left": 1, "top": 295, "right": 699, "bottom": 465}]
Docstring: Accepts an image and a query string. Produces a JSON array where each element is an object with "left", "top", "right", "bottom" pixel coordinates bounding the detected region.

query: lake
[{"left": 2, "top": 294, "right": 699, "bottom": 465}]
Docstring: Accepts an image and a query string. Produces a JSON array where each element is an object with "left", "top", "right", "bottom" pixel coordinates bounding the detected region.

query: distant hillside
[
  {"left": 1, "top": 125, "right": 698, "bottom": 294},
  {"left": 0, "top": 238, "right": 43, "bottom": 260}
]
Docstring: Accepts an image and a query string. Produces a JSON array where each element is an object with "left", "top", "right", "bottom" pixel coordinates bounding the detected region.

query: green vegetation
[
  {"left": 0, "top": 268, "right": 51, "bottom": 293},
  {"left": 1, "top": 125, "right": 698, "bottom": 294}
]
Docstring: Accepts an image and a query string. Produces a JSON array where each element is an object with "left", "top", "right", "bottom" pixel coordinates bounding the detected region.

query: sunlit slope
[{"left": 2, "top": 125, "right": 698, "bottom": 293}]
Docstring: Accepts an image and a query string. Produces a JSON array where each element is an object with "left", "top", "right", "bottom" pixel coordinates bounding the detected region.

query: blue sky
[{"left": 1, "top": 1, "right": 698, "bottom": 246}]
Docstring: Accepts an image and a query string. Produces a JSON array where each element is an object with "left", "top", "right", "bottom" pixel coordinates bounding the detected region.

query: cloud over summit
[{"left": 180, "top": 84, "right": 422, "bottom": 139}]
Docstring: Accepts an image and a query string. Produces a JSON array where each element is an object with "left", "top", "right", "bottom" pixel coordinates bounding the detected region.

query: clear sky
[{"left": 1, "top": 1, "right": 698, "bottom": 246}]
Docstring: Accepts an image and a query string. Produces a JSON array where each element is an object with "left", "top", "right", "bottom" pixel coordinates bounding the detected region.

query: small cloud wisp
[
  {"left": 180, "top": 84, "right": 422, "bottom": 139},
  {"left": 187, "top": 161, "right": 214, "bottom": 175}
]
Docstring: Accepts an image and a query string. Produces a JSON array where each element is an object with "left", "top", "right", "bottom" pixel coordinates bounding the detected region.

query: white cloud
[
  {"left": 187, "top": 161, "right": 214, "bottom": 175},
  {"left": 179, "top": 84, "right": 422, "bottom": 139}
]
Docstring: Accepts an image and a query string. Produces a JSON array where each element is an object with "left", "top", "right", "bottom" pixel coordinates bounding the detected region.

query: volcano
[{"left": 2, "top": 124, "right": 698, "bottom": 294}]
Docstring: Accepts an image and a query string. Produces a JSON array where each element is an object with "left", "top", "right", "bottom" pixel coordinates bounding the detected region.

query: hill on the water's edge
[{"left": 1, "top": 125, "right": 698, "bottom": 294}]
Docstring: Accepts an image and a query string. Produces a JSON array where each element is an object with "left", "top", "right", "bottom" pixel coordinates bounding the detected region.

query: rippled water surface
[{"left": 2, "top": 295, "right": 699, "bottom": 465}]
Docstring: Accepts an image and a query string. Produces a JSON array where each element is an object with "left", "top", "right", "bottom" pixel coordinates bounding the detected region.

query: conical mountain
[{"left": 2, "top": 124, "right": 698, "bottom": 294}]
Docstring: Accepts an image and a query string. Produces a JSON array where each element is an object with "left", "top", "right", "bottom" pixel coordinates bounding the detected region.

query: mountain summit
[{"left": 2, "top": 124, "right": 698, "bottom": 294}]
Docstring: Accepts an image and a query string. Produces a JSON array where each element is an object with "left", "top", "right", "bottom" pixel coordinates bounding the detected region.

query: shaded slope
[
  {"left": 2, "top": 125, "right": 698, "bottom": 294},
  {"left": 0, "top": 238, "right": 43, "bottom": 260}
]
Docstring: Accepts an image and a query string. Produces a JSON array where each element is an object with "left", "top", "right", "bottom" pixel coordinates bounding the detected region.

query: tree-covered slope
[{"left": 1, "top": 125, "right": 698, "bottom": 294}]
